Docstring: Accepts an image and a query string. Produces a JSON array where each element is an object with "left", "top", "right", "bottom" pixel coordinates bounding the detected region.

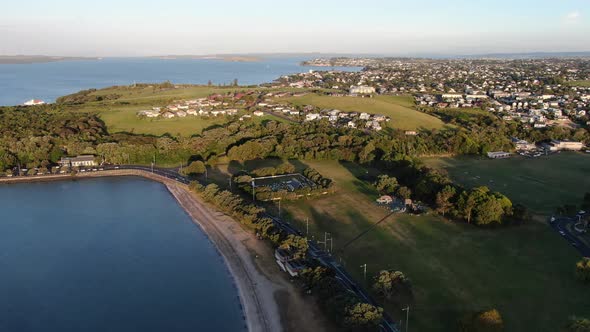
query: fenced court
[{"left": 251, "top": 173, "right": 316, "bottom": 192}]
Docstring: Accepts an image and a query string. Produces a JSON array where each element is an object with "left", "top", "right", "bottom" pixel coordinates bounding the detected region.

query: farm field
[
  {"left": 269, "top": 160, "right": 590, "bottom": 332},
  {"left": 422, "top": 152, "right": 590, "bottom": 214},
  {"left": 284, "top": 94, "right": 446, "bottom": 130}
]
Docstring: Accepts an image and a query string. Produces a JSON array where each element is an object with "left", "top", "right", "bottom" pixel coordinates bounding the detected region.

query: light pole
[
  {"left": 361, "top": 263, "right": 367, "bottom": 281},
  {"left": 402, "top": 306, "right": 410, "bottom": 332}
]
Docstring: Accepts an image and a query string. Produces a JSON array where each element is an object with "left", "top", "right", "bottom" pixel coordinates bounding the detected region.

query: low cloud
[{"left": 564, "top": 11, "right": 581, "bottom": 23}]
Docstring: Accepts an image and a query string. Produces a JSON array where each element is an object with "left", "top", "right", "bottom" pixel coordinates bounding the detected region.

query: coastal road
[
  {"left": 550, "top": 216, "right": 590, "bottom": 256},
  {"left": 266, "top": 214, "right": 400, "bottom": 332}
]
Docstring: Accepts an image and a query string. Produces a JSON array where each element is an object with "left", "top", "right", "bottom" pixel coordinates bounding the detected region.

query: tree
[
  {"left": 396, "top": 186, "right": 412, "bottom": 200},
  {"left": 182, "top": 160, "right": 206, "bottom": 176},
  {"left": 372, "top": 270, "right": 412, "bottom": 301},
  {"left": 458, "top": 309, "right": 504, "bottom": 332},
  {"left": 374, "top": 175, "right": 398, "bottom": 194},
  {"left": 344, "top": 302, "right": 383, "bottom": 329},
  {"left": 576, "top": 258, "right": 590, "bottom": 283},
  {"left": 564, "top": 316, "right": 590, "bottom": 332},
  {"left": 435, "top": 185, "right": 456, "bottom": 216},
  {"left": 279, "top": 234, "right": 308, "bottom": 260}
]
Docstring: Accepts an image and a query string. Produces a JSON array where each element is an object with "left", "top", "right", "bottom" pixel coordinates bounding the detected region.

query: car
[
  {"left": 559, "top": 230, "right": 566, "bottom": 236},
  {"left": 114, "top": 166, "right": 120, "bottom": 169},
  {"left": 550, "top": 216, "right": 556, "bottom": 222},
  {"left": 572, "top": 242, "right": 579, "bottom": 247}
]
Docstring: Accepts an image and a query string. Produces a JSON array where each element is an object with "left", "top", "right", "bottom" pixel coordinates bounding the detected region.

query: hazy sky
[{"left": 1, "top": 0, "right": 589, "bottom": 56}]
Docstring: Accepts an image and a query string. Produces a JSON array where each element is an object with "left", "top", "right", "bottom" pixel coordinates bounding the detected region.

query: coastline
[{"left": 0, "top": 170, "right": 331, "bottom": 332}]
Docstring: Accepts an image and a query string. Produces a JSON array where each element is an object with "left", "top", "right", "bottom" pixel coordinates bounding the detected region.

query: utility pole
[
  {"left": 402, "top": 306, "right": 410, "bottom": 332},
  {"left": 251, "top": 180, "right": 256, "bottom": 202},
  {"left": 205, "top": 167, "right": 208, "bottom": 181},
  {"left": 306, "top": 218, "right": 309, "bottom": 237},
  {"left": 278, "top": 199, "right": 281, "bottom": 218},
  {"left": 361, "top": 263, "right": 367, "bottom": 281},
  {"left": 228, "top": 177, "right": 232, "bottom": 191}
]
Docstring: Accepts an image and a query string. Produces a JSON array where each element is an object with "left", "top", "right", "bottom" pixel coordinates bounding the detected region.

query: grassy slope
[
  {"left": 284, "top": 94, "right": 446, "bottom": 130},
  {"left": 69, "top": 85, "right": 286, "bottom": 136},
  {"left": 272, "top": 160, "right": 590, "bottom": 332},
  {"left": 422, "top": 152, "right": 590, "bottom": 214}
]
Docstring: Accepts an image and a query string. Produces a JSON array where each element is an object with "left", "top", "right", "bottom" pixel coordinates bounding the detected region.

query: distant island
[
  {"left": 149, "top": 54, "right": 262, "bottom": 62},
  {"left": 0, "top": 55, "right": 101, "bottom": 64}
]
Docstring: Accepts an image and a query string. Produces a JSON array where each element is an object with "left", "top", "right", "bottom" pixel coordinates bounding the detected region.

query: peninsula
[{"left": 0, "top": 55, "right": 101, "bottom": 64}]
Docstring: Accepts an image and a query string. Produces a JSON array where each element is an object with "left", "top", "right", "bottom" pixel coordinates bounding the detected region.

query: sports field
[
  {"left": 422, "top": 152, "right": 590, "bottom": 214},
  {"left": 273, "top": 160, "right": 590, "bottom": 332},
  {"left": 284, "top": 94, "right": 446, "bottom": 130}
]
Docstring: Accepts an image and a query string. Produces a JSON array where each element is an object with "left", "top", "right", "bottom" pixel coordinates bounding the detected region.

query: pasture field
[
  {"left": 284, "top": 94, "right": 446, "bottom": 130},
  {"left": 422, "top": 152, "right": 590, "bottom": 214}
]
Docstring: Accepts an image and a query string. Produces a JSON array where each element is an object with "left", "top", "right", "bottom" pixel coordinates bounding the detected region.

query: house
[
  {"left": 347, "top": 121, "right": 357, "bottom": 128},
  {"left": 544, "top": 140, "right": 583, "bottom": 151},
  {"left": 376, "top": 195, "right": 393, "bottom": 204},
  {"left": 253, "top": 111, "right": 264, "bottom": 117},
  {"left": 350, "top": 85, "right": 376, "bottom": 95},
  {"left": 285, "top": 260, "right": 306, "bottom": 277},
  {"left": 161, "top": 112, "right": 175, "bottom": 118},
  {"left": 305, "top": 113, "right": 320, "bottom": 121},
  {"left": 59, "top": 155, "right": 97, "bottom": 167},
  {"left": 405, "top": 131, "right": 418, "bottom": 136},
  {"left": 512, "top": 138, "right": 536, "bottom": 151},
  {"left": 487, "top": 151, "right": 511, "bottom": 159},
  {"left": 359, "top": 112, "right": 371, "bottom": 120},
  {"left": 275, "top": 248, "right": 293, "bottom": 272},
  {"left": 176, "top": 110, "right": 187, "bottom": 117},
  {"left": 23, "top": 99, "right": 46, "bottom": 106}
]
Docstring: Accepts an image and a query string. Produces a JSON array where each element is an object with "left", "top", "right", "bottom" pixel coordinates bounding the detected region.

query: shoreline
[{"left": 0, "top": 170, "right": 281, "bottom": 332}]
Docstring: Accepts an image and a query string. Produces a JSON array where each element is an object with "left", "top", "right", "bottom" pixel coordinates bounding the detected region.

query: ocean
[
  {"left": 0, "top": 177, "right": 246, "bottom": 332},
  {"left": 0, "top": 57, "right": 361, "bottom": 106}
]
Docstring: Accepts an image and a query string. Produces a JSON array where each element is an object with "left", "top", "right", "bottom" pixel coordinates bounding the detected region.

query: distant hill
[
  {"left": 459, "top": 51, "right": 590, "bottom": 59},
  {"left": 0, "top": 55, "right": 101, "bottom": 64}
]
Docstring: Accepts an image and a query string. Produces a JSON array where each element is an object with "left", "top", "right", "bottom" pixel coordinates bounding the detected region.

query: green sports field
[
  {"left": 423, "top": 152, "right": 590, "bottom": 214},
  {"left": 270, "top": 160, "right": 590, "bottom": 332}
]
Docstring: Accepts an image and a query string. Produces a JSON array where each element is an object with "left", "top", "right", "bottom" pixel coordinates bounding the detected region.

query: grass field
[
  {"left": 284, "top": 94, "right": 446, "bottom": 130},
  {"left": 67, "top": 85, "right": 286, "bottom": 136},
  {"left": 271, "top": 160, "right": 590, "bottom": 332},
  {"left": 422, "top": 152, "right": 590, "bottom": 214},
  {"left": 567, "top": 80, "right": 590, "bottom": 87}
]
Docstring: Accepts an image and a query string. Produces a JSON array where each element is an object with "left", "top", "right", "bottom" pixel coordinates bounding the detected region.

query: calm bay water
[
  {"left": 0, "top": 177, "right": 246, "bottom": 332},
  {"left": 0, "top": 57, "right": 360, "bottom": 106}
]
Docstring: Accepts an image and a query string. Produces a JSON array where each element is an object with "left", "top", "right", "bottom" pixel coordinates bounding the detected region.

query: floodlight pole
[
  {"left": 361, "top": 263, "right": 367, "bottom": 281},
  {"left": 402, "top": 306, "right": 410, "bottom": 332}
]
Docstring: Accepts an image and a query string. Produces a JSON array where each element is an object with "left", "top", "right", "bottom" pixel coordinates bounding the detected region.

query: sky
[{"left": 0, "top": 0, "right": 589, "bottom": 56}]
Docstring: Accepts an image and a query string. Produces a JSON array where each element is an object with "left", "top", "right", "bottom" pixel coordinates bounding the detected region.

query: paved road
[{"left": 549, "top": 216, "right": 590, "bottom": 256}]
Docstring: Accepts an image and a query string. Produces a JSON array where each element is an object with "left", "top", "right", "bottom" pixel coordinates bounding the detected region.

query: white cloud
[{"left": 564, "top": 11, "right": 581, "bottom": 23}]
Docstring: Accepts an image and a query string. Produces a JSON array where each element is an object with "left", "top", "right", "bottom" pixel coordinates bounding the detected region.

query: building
[
  {"left": 376, "top": 195, "right": 393, "bottom": 204},
  {"left": 59, "top": 155, "right": 97, "bottom": 167},
  {"left": 350, "top": 85, "right": 376, "bottom": 95},
  {"left": 512, "top": 138, "right": 536, "bottom": 151},
  {"left": 487, "top": 151, "right": 511, "bottom": 159},
  {"left": 544, "top": 140, "right": 584, "bottom": 151},
  {"left": 253, "top": 111, "right": 264, "bottom": 117},
  {"left": 23, "top": 99, "right": 46, "bottom": 106}
]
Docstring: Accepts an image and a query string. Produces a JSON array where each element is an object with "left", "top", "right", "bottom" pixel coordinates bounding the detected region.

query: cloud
[{"left": 564, "top": 11, "right": 581, "bottom": 23}]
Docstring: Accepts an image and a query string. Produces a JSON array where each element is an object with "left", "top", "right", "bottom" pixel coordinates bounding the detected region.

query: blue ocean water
[
  {"left": 0, "top": 177, "right": 246, "bottom": 332},
  {"left": 0, "top": 57, "right": 360, "bottom": 106}
]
